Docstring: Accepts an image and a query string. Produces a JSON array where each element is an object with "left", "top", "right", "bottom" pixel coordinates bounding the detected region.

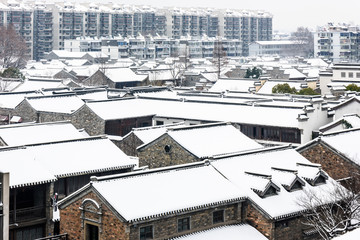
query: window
[
  {"left": 341, "top": 72, "right": 346, "bottom": 78},
  {"left": 290, "top": 180, "right": 303, "bottom": 191},
  {"left": 357, "top": 72, "right": 360, "bottom": 78},
  {"left": 349, "top": 72, "right": 354, "bottom": 78},
  {"left": 164, "top": 145, "right": 172, "bottom": 153},
  {"left": 275, "top": 220, "right": 289, "bottom": 228},
  {"left": 140, "top": 226, "right": 153, "bottom": 240},
  {"left": 85, "top": 223, "right": 99, "bottom": 240},
  {"left": 156, "top": 121, "right": 164, "bottom": 126},
  {"left": 178, "top": 217, "right": 190, "bottom": 232},
  {"left": 263, "top": 185, "right": 278, "bottom": 197},
  {"left": 213, "top": 210, "right": 224, "bottom": 224},
  {"left": 314, "top": 175, "right": 326, "bottom": 185}
]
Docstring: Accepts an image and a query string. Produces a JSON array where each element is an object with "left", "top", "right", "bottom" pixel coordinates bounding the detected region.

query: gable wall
[
  {"left": 299, "top": 143, "right": 360, "bottom": 192},
  {"left": 14, "top": 100, "right": 38, "bottom": 122},
  {"left": 118, "top": 133, "right": 144, "bottom": 156},
  {"left": 137, "top": 135, "right": 199, "bottom": 168},
  {"left": 72, "top": 106, "right": 105, "bottom": 136},
  {"left": 60, "top": 191, "right": 130, "bottom": 240}
]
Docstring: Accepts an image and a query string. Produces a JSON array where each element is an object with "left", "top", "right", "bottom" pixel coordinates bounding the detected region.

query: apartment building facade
[
  {"left": 0, "top": 1, "right": 272, "bottom": 61},
  {"left": 64, "top": 35, "right": 243, "bottom": 59},
  {"left": 314, "top": 23, "right": 360, "bottom": 62}
]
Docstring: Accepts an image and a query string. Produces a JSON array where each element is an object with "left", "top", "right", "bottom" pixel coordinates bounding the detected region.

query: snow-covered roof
[
  {"left": 12, "top": 78, "right": 67, "bottom": 92},
  {"left": 90, "top": 163, "right": 245, "bottom": 222},
  {"left": 319, "top": 114, "right": 360, "bottom": 133},
  {"left": 0, "top": 148, "right": 57, "bottom": 188},
  {"left": 127, "top": 122, "right": 185, "bottom": 144},
  {"left": 0, "top": 136, "right": 136, "bottom": 188},
  {"left": 0, "top": 121, "right": 84, "bottom": 146},
  {"left": 87, "top": 97, "right": 305, "bottom": 128},
  {"left": 169, "top": 224, "right": 268, "bottom": 240},
  {"left": 22, "top": 136, "right": 136, "bottom": 178},
  {"left": 154, "top": 123, "right": 263, "bottom": 158},
  {"left": 211, "top": 147, "right": 339, "bottom": 219},
  {"left": 0, "top": 91, "right": 41, "bottom": 109},
  {"left": 283, "top": 68, "right": 307, "bottom": 79},
  {"left": 209, "top": 78, "right": 258, "bottom": 92},
  {"left": 320, "top": 128, "right": 360, "bottom": 166},
  {"left": 26, "top": 94, "right": 85, "bottom": 114},
  {"left": 60, "top": 146, "right": 339, "bottom": 223},
  {"left": 105, "top": 68, "right": 148, "bottom": 83},
  {"left": 50, "top": 50, "right": 86, "bottom": 59}
]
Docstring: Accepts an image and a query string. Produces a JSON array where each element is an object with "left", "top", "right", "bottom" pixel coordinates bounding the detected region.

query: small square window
[
  {"left": 349, "top": 72, "right": 354, "bottom": 78},
  {"left": 213, "top": 210, "right": 224, "bottom": 224},
  {"left": 178, "top": 217, "right": 190, "bottom": 232},
  {"left": 140, "top": 226, "right": 153, "bottom": 240},
  {"left": 341, "top": 72, "right": 346, "bottom": 78},
  {"left": 356, "top": 73, "right": 360, "bottom": 78}
]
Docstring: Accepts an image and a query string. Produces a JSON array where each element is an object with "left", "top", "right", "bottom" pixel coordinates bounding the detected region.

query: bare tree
[
  {"left": 298, "top": 182, "right": 360, "bottom": 240},
  {"left": 168, "top": 61, "right": 184, "bottom": 86},
  {"left": 212, "top": 38, "right": 228, "bottom": 78},
  {"left": 291, "top": 27, "right": 314, "bottom": 58},
  {"left": 0, "top": 24, "right": 28, "bottom": 69}
]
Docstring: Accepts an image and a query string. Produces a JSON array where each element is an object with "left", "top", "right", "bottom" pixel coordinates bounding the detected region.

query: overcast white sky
[{"left": 102, "top": 0, "right": 360, "bottom": 33}]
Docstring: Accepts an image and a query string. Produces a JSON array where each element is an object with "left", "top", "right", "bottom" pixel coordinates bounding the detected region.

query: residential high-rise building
[
  {"left": 0, "top": 1, "right": 272, "bottom": 60},
  {"left": 314, "top": 23, "right": 360, "bottom": 62}
]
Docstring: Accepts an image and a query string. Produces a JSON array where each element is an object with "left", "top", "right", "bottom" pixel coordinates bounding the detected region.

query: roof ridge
[
  {"left": 167, "top": 121, "right": 230, "bottom": 132},
  {"left": 26, "top": 92, "right": 77, "bottom": 100},
  {"left": 322, "top": 126, "right": 360, "bottom": 137},
  {"left": 91, "top": 160, "right": 210, "bottom": 182},
  {"left": 211, "top": 145, "right": 292, "bottom": 160},
  {"left": 0, "top": 120, "right": 71, "bottom": 129},
  {"left": 133, "top": 122, "right": 185, "bottom": 132}
]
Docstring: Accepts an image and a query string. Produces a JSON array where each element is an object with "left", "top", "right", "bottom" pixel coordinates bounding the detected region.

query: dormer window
[
  {"left": 263, "top": 185, "right": 278, "bottom": 197},
  {"left": 290, "top": 180, "right": 303, "bottom": 191},
  {"left": 314, "top": 175, "right": 326, "bottom": 185}
]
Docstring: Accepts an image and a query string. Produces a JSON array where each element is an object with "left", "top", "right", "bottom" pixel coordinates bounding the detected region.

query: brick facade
[
  {"left": 60, "top": 191, "right": 130, "bottom": 240},
  {"left": 137, "top": 135, "right": 199, "bottom": 168},
  {"left": 60, "top": 188, "right": 243, "bottom": 240},
  {"left": 299, "top": 142, "right": 360, "bottom": 192},
  {"left": 244, "top": 202, "right": 314, "bottom": 240}
]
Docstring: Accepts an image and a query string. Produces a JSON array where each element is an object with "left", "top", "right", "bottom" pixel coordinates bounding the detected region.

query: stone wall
[
  {"left": 129, "top": 203, "right": 242, "bottom": 240},
  {"left": 137, "top": 135, "right": 199, "bottom": 168},
  {"left": 118, "top": 133, "right": 144, "bottom": 156},
  {"left": 60, "top": 189, "right": 242, "bottom": 240},
  {"left": 299, "top": 142, "right": 360, "bottom": 192},
  {"left": 245, "top": 202, "right": 274, "bottom": 239},
  {"left": 72, "top": 106, "right": 105, "bottom": 136},
  {"left": 13, "top": 100, "right": 38, "bottom": 122},
  {"left": 244, "top": 202, "right": 315, "bottom": 240},
  {"left": 60, "top": 191, "right": 130, "bottom": 240}
]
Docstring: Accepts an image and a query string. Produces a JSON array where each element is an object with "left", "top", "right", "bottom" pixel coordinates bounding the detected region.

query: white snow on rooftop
[
  {"left": 321, "top": 129, "right": 360, "bottom": 166},
  {"left": 131, "top": 122, "right": 185, "bottom": 144},
  {"left": 0, "top": 148, "right": 57, "bottom": 188},
  {"left": 0, "top": 121, "right": 84, "bottom": 146},
  {"left": 26, "top": 94, "right": 85, "bottom": 114},
  {"left": 25, "top": 137, "right": 136, "bottom": 177},
  {"left": 105, "top": 68, "right": 148, "bottom": 82},
  {"left": 87, "top": 98, "right": 303, "bottom": 128},
  {"left": 92, "top": 164, "right": 244, "bottom": 221},
  {"left": 166, "top": 123, "right": 263, "bottom": 158},
  {"left": 13, "top": 79, "right": 67, "bottom": 92},
  {"left": 170, "top": 224, "right": 268, "bottom": 240},
  {"left": 209, "top": 79, "right": 257, "bottom": 92},
  {"left": 0, "top": 92, "right": 40, "bottom": 109},
  {"left": 211, "top": 148, "right": 338, "bottom": 219}
]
